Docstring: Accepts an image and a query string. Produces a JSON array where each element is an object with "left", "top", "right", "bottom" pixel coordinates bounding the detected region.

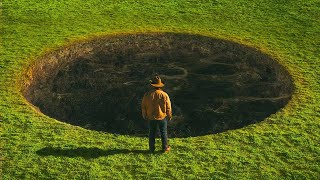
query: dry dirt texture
[{"left": 22, "top": 33, "right": 294, "bottom": 137}]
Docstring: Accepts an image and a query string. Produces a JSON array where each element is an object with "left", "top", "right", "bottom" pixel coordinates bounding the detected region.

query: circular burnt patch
[{"left": 22, "top": 33, "right": 294, "bottom": 137}]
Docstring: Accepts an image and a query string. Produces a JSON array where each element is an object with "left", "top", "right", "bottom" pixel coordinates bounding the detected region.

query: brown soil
[{"left": 22, "top": 33, "right": 294, "bottom": 137}]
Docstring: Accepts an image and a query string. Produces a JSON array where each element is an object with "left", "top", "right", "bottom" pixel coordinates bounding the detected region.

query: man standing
[{"left": 141, "top": 75, "right": 172, "bottom": 153}]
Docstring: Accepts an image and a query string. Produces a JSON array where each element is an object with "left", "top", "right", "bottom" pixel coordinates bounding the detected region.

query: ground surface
[
  {"left": 23, "top": 33, "right": 293, "bottom": 137},
  {"left": 1, "top": 0, "right": 320, "bottom": 179}
]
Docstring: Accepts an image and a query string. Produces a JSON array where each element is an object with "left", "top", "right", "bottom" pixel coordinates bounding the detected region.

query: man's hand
[{"left": 168, "top": 115, "right": 172, "bottom": 121}]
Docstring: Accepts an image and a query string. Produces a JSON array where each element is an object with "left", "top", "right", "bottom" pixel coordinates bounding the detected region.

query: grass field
[{"left": 1, "top": 0, "right": 320, "bottom": 179}]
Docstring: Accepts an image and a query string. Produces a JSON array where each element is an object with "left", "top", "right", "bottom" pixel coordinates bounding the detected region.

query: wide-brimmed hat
[{"left": 150, "top": 76, "right": 165, "bottom": 87}]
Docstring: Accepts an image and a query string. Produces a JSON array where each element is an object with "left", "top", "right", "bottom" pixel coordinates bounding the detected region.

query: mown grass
[{"left": 1, "top": 0, "right": 319, "bottom": 179}]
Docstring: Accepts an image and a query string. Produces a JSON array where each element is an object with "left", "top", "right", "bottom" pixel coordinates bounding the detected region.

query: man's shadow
[{"left": 36, "top": 147, "right": 162, "bottom": 158}]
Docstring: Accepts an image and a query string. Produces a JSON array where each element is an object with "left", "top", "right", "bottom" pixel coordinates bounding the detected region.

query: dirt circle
[{"left": 22, "top": 33, "right": 294, "bottom": 137}]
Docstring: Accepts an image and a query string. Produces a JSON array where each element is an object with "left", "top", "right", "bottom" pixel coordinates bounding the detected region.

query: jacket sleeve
[
  {"left": 166, "top": 94, "right": 172, "bottom": 120},
  {"left": 141, "top": 94, "right": 147, "bottom": 119}
]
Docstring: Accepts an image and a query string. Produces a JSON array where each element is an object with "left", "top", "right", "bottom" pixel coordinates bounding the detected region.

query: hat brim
[{"left": 150, "top": 83, "right": 165, "bottom": 87}]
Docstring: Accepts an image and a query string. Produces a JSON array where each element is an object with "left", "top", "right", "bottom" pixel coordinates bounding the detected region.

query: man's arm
[
  {"left": 141, "top": 94, "right": 147, "bottom": 120},
  {"left": 166, "top": 95, "right": 172, "bottom": 120}
]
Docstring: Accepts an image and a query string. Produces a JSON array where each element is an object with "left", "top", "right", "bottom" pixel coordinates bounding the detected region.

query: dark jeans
[{"left": 149, "top": 117, "right": 168, "bottom": 151}]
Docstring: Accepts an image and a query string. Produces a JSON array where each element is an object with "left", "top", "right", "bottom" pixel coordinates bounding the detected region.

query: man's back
[{"left": 141, "top": 89, "right": 172, "bottom": 120}]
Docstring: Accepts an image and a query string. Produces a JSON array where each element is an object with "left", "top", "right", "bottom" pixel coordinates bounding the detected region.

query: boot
[{"left": 163, "top": 145, "right": 171, "bottom": 153}]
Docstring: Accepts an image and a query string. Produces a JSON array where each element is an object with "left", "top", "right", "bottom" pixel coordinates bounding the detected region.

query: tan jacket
[{"left": 141, "top": 89, "right": 172, "bottom": 120}]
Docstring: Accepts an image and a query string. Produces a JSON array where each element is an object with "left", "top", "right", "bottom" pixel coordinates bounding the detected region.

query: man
[{"left": 141, "top": 75, "right": 172, "bottom": 153}]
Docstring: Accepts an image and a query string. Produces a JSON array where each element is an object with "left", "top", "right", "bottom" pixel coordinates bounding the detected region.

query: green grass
[{"left": 1, "top": 0, "right": 320, "bottom": 179}]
